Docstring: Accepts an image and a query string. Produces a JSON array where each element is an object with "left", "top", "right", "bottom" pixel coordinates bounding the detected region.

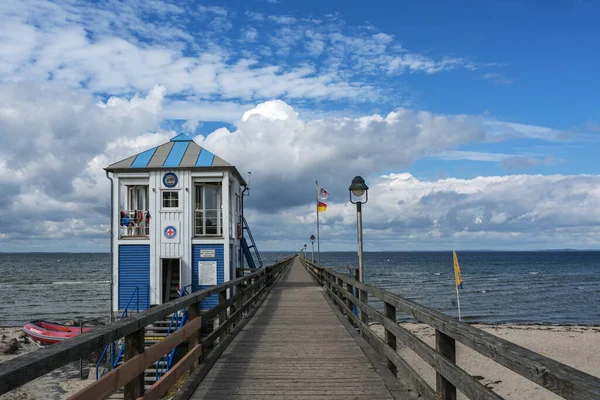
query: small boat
[{"left": 23, "top": 320, "right": 93, "bottom": 345}]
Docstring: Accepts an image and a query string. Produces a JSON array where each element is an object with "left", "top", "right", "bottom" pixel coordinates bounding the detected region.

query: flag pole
[
  {"left": 456, "top": 285, "right": 462, "bottom": 321},
  {"left": 315, "top": 180, "right": 320, "bottom": 265},
  {"left": 453, "top": 251, "right": 463, "bottom": 321}
]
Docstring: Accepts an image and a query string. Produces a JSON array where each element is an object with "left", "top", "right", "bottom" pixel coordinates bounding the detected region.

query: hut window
[
  {"left": 162, "top": 191, "right": 179, "bottom": 208},
  {"left": 194, "top": 183, "right": 222, "bottom": 236},
  {"left": 119, "top": 184, "right": 150, "bottom": 237},
  {"left": 127, "top": 185, "right": 148, "bottom": 210}
]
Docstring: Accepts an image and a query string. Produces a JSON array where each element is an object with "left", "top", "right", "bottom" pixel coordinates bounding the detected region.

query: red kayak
[{"left": 23, "top": 320, "right": 93, "bottom": 345}]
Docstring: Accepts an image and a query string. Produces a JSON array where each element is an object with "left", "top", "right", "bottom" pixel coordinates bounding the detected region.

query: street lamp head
[
  {"left": 349, "top": 175, "right": 369, "bottom": 204},
  {"left": 304, "top": 244, "right": 307, "bottom": 248},
  {"left": 310, "top": 234, "right": 315, "bottom": 243}
]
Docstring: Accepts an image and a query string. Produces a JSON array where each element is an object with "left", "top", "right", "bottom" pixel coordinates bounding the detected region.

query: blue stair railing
[
  {"left": 95, "top": 286, "right": 141, "bottom": 379},
  {"left": 241, "top": 216, "right": 263, "bottom": 270},
  {"left": 155, "top": 285, "right": 191, "bottom": 381}
]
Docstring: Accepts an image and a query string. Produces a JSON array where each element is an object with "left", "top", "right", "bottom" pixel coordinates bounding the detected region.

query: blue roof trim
[
  {"left": 196, "top": 149, "right": 215, "bottom": 166},
  {"left": 163, "top": 142, "right": 190, "bottom": 167},
  {"left": 131, "top": 147, "right": 157, "bottom": 168},
  {"left": 170, "top": 133, "right": 194, "bottom": 142}
]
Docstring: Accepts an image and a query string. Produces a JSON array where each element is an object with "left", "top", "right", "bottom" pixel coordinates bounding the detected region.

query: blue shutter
[
  {"left": 118, "top": 245, "right": 151, "bottom": 310},
  {"left": 192, "top": 244, "right": 224, "bottom": 310}
]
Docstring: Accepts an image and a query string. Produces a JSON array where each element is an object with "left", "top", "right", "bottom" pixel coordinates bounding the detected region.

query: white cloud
[
  {"left": 241, "top": 99, "right": 298, "bottom": 121},
  {"left": 241, "top": 27, "right": 258, "bottom": 42},
  {"left": 0, "top": 83, "right": 168, "bottom": 244},
  {"left": 499, "top": 156, "right": 561, "bottom": 170},
  {"left": 433, "top": 150, "right": 514, "bottom": 162},
  {"left": 182, "top": 119, "right": 202, "bottom": 133},
  {"left": 484, "top": 72, "right": 514, "bottom": 84},
  {"left": 268, "top": 15, "right": 297, "bottom": 24},
  {"left": 198, "top": 5, "right": 228, "bottom": 16},
  {"left": 196, "top": 101, "right": 486, "bottom": 212},
  {"left": 0, "top": 87, "right": 591, "bottom": 251},
  {"left": 431, "top": 151, "right": 564, "bottom": 170},
  {"left": 0, "top": 0, "right": 497, "bottom": 109},
  {"left": 256, "top": 172, "right": 600, "bottom": 250},
  {"left": 484, "top": 120, "right": 567, "bottom": 141},
  {"left": 245, "top": 11, "right": 265, "bottom": 21}
]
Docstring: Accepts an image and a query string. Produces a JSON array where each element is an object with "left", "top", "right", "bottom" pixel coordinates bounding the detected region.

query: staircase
[
  {"left": 240, "top": 216, "right": 263, "bottom": 270},
  {"left": 98, "top": 287, "right": 190, "bottom": 398},
  {"left": 143, "top": 311, "right": 186, "bottom": 389}
]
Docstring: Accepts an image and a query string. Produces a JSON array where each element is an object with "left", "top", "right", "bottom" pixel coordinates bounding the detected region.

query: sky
[{"left": 0, "top": 0, "right": 599, "bottom": 252}]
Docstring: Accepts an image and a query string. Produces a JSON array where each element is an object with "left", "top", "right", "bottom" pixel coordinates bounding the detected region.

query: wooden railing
[
  {"left": 299, "top": 258, "right": 600, "bottom": 400},
  {"left": 0, "top": 255, "right": 294, "bottom": 400}
]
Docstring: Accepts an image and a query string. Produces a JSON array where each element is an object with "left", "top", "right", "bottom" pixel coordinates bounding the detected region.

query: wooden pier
[
  {"left": 183, "top": 257, "right": 396, "bottom": 400},
  {"left": 2, "top": 254, "right": 600, "bottom": 400}
]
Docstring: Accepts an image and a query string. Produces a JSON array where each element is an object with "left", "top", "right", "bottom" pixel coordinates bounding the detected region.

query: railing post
[
  {"left": 123, "top": 327, "right": 145, "bottom": 400},
  {"left": 345, "top": 279, "right": 354, "bottom": 324},
  {"left": 436, "top": 330, "right": 457, "bottom": 400},
  {"left": 384, "top": 301, "right": 397, "bottom": 376},
  {"left": 265, "top": 266, "right": 271, "bottom": 286},
  {"left": 247, "top": 277, "right": 254, "bottom": 306},
  {"left": 336, "top": 277, "right": 344, "bottom": 313},
  {"left": 236, "top": 282, "right": 244, "bottom": 324},
  {"left": 187, "top": 302, "right": 202, "bottom": 372},
  {"left": 359, "top": 288, "right": 368, "bottom": 341},
  {"left": 219, "top": 289, "right": 227, "bottom": 341}
]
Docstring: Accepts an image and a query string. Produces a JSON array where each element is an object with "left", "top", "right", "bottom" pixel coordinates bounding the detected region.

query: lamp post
[
  {"left": 349, "top": 176, "right": 369, "bottom": 283},
  {"left": 303, "top": 244, "right": 307, "bottom": 259},
  {"left": 310, "top": 235, "right": 315, "bottom": 263}
]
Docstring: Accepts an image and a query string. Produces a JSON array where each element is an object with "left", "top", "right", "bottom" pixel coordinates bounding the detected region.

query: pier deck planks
[{"left": 190, "top": 258, "right": 394, "bottom": 400}]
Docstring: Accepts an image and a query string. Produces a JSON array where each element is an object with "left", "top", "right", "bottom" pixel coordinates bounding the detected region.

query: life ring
[{"left": 237, "top": 224, "right": 243, "bottom": 239}]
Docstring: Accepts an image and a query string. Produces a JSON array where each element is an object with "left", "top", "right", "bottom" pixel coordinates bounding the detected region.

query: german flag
[{"left": 317, "top": 201, "right": 327, "bottom": 212}]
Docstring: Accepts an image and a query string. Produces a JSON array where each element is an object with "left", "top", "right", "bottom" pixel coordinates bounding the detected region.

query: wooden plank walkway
[{"left": 190, "top": 258, "right": 395, "bottom": 400}]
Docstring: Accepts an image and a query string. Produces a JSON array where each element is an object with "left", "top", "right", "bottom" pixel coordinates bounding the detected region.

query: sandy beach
[
  {"left": 2, "top": 323, "right": 599, "bottom": 399},
  {"left": 370, "top": 323, "right": 600, "bottom": 399},
  {"left": 0, "top": 327, "right": 93, "bottom": 400}
]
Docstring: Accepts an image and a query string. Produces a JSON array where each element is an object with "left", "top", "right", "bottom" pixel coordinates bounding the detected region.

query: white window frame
[
  {"left": 194, "top": 182, "right": 223, "bottom": 237},
  {"left": 118, "top": 179, "right": 150, "bottom": 238},
  {"left": 160, "top": 190, "right": 181, "bottom": 211}
]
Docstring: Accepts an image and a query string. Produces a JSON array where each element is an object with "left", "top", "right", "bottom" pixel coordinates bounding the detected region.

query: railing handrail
[
  {"left": 156, "top": 284, "right": 192, "bottom": 380},
  {"left": 241, "top": 216, "right": 263, "bottom": 268},
  {"left": 299, "top": 257, "right": 600, "bottom": 400},
  {"left": 122, "top": 285, "right": 140, "bottom": 318},
  {"left": 0, "top": 256, "right": 295, "bottom": 396}
]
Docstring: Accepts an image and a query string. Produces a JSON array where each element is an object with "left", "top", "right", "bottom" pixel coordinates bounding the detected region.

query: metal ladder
[{"left": 241, "top": 216, "right": 263, "bottom": 270}]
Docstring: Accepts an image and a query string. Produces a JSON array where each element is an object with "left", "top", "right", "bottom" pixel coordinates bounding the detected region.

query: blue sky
[{"left": 0, "top": 0, "right": 599, "bottom": 251}]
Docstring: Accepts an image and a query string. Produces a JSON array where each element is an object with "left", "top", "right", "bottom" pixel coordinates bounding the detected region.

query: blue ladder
[{"left": 241, "top": 216, "right": 263, "bottom": 270}]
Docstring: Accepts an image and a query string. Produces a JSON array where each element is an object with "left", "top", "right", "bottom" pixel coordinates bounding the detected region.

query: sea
[{"left": 0, "top": 251, "right": 599, "bottom": 326}]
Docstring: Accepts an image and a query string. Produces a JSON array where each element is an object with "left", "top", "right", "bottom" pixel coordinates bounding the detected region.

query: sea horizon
[
  {"left": 2, "top": 248, "right": 600, "bottom": 254},
  {"left": 1, "top": 251, "right": 599, "bottom": 326}
]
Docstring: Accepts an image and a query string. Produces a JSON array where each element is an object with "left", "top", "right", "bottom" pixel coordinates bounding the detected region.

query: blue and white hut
[{"left": 105, "top": 134, "right": 261, "bottom": 315}]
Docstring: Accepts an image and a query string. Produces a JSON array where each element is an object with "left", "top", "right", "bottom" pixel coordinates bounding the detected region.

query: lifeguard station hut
[{"left": 105, "top": 134, "right": 262, "bottom": 314}]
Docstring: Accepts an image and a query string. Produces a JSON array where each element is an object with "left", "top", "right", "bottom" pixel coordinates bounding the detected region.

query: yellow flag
[{"left": 453, "top": 251, "right": 463, "bottom": 289}]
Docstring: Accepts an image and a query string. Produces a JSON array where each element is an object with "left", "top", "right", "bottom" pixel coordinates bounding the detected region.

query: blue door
[{"left": 118, "top": 244, "right": 151, "bottom": 310}]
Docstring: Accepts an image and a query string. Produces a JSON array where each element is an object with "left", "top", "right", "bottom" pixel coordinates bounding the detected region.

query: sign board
[
  {"left": 198, "top": 261, "right": 217, "bottom": 285},
  {"left": 200, "top": 249, "right": 216, "bottom": 258}
]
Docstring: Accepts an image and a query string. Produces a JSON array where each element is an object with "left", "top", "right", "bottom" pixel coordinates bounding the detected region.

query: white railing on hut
[{"left": 119, "top": 210, "right": 150, "bottom": 238}]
